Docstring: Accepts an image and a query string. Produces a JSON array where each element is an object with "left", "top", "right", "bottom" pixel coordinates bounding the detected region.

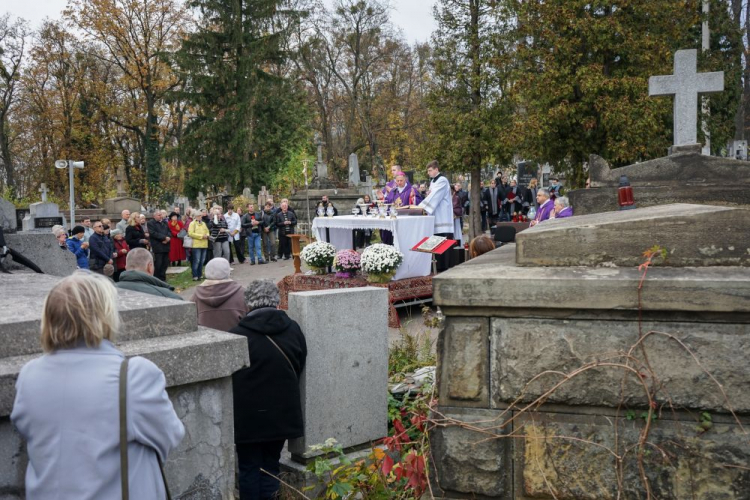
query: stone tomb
[
  {"left": 430, "top": 206, "right": 750, "bottom": 498},
  {"left": 21, "top": 201, "right": 66, "bottom": 232},
  {"left": 0, "top": 274, "right": 248, "bottom": 498}
]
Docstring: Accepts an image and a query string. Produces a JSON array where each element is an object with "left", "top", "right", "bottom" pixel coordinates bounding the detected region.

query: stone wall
[
  {"left": 0, "top": 274, "right": 249, "bottom": 499},
  {"left": 431, "top": 245, "right": 750, "bottom": 499}
]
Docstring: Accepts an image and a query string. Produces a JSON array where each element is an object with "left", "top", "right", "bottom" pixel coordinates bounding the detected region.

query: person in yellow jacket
[{"left": 188, "top": 209, "right": 210, "bottom": 281}]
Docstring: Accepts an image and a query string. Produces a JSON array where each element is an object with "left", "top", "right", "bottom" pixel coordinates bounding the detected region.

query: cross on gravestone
[
  {"left": 258, "top": 186, "right": 269, "bottom": 207},
  {"left": 649, "top": 49, "right": 724, "bottom": 147},
  {"left": 39, "top": 183, "right": 48, "bottom": 202},
  {"left": 115, "top": 165, "right": 127, "bottom": 196},
  {"left": 197, "top": 192, "right": 206, "bottom": 210}
]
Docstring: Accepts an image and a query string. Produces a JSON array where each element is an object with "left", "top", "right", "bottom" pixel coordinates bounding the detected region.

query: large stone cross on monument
[
  {"left": 649, "top": 49, "right": 724, "bottom": 147},
  {"left": 38, "top": 183, "right": 48, "bottom": 202},
  {"left": 115, "top": 165, "right": 127, "bottom": 197}
]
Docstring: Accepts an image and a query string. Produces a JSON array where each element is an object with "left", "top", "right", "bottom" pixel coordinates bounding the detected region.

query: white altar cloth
[{"left": 311, "top": 215, "right": 435, "bottom": 280}]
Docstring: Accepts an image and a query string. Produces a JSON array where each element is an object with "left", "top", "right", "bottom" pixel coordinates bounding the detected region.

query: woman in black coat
[
  {"left": 229, "top": 280, "right": 307, "bottom": 500},
  {"left": 125, "top": 212, "right": 149, "bottom": 250}
]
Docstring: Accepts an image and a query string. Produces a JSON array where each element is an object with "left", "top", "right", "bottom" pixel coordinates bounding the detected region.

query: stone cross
[
  {"left": 115, "top": 165, "right": 127, "bottom": 197},
  {"left": 197, "top": 192, "right": 206, "bottom": 210},
  {"left": 649, "top": 49, "right": 724, "bottom": 146},
  {"left": 39, "top": 183, "right": 48, "bottom": 202}
]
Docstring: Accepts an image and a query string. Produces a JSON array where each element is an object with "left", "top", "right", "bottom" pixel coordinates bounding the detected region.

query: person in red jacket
[
  {"left": 111, "top": 229, "right": 130, "bottom": 282},
  {"left": 167, "top": 212, "right": 186, "bottom": 266}
]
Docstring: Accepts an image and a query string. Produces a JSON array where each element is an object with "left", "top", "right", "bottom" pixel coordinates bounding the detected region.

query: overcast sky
[{"left": 3, "top": 0, "right": 438, "bottom": 44}]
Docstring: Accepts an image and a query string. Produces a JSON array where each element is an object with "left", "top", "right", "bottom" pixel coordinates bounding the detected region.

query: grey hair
[
  {"left": 126, "top": 247, "right": 154, "bottom": 272},
  {"left": 538, "top": 188, "right": 550, "bottom": 198},
  {"left": 555, "top": 196, "right": 570, "bottom": 208},
  {"left": 244, "top": 280, "right": 280, "bottom": 310}
]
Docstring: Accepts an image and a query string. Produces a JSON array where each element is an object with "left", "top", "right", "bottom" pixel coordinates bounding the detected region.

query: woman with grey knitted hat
[
  {"left": 190, "top": 258, "right": 247, "bottom": 332},
  {"left": 229, "top": 280, "right": 307, "bottom": 500}
]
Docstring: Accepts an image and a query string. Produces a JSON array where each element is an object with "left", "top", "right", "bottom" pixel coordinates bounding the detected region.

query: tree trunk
[{"left": 0, "top": 119, "right": 13, "bottom": 192}]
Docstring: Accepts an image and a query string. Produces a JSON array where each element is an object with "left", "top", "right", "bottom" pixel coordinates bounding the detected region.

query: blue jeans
[
  {"left": 247, "top": 232, "right": 263, "bottom": 262},
  {"left": 191, "top": 248, "right": 207, "bottom": 278}
]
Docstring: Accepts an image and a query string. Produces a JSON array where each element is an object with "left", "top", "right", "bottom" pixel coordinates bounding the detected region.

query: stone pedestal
[
  {"left": 21, "top": 202, "right": 65, "bottom": 232},
  {"left": 104, "top": 196, "right": 141, "bottom": 216},
  {"left": 0, "top": 274, "right": 249, "bottom": 498},
  {"left": 431, "top": 216, "right": 750, "bottom": 497},
  {"left": 286, "top": 288, "right": 389, "bottom": 462},
  {"left": 5, "top": 233, "right": 77, "bottom": 276}
]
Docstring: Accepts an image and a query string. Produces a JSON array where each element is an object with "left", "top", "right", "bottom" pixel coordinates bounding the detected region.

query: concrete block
[
  {"left": 104, "top": 197, "right": 141, "bottom": 216},
  {"left": 491, "top": 317, "right": 750, "bottom": 412},
  {"left": 286, "top": 287, "right": 388, "bottom": 461},
  {"left": 437, "top": 317, "right": 489, "bottom": 407},
  {"left": 516, "top": 204, "right": 750, "bottom": 267},
  {"left": 430, "top": 407, "right": 510, "bottom": 498},
  {"left": 0, "top": 417, "right": 25, "bottom": 500},
  {"left": 514, "top": 411, "right": 750, "bottom": 500},
  {"left": 5, "top": 232, "right": 77, "bottom": 276},
  {"left": 434, "top": 245, "right": 750, "bottom": 314}
]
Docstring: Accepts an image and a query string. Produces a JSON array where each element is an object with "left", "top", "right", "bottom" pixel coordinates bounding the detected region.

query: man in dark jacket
[
  {"left": 147, "top": 210, "right": 171, "bottom": 281},
  {"left": 115, "top": 248, "right": 183, "bottom": 300},
  {"left": 275, "top": 201, "right": 297, "bottom": 260},
  {"left": 88, "top": 220, "right": 116, "bottom": 274},
  {"left": 261, "top": 201, "right": 277, "bottom": 263},
  {"left": 230, "top": 280, "right": 306, "bottom": 500},
  {"left": 241, "top": 203, "right": 265, "bottom": 265}
]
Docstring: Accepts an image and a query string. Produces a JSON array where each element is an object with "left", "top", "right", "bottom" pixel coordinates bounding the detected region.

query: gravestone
[
  {"left": 4, "top": 232, "right": 77, "bottom": 275},
  {"left": 257, "top": 186, "right": 269, "bottom": 208},
  {"left": 285, "top": 287, "right": 389, "bottom": 462},
  {"left": 104, "top": 165, "right": 141, "bottom": 216},
  {"left": 14, "top": 209, "right": 29, "bottom": 233},
  {"left": 430, "top": 51, "right": 750, "bottom": 497},
  {"left": 0, "top": 274, "right": 249, "bottom": 498},
  {"left": 197, "top": 192, "right": 206, "bottom": 210},
  {"left": 242, "top": 187, "right": 253, "bottom": 200},
  {"left": 21, "top": 201, "right": 66, "bottom": 232},
  {"left": 348, "top": 153, "right": 360, "bottom": 187},
  {"left": 0, "top": 198, "right": 15, "bottom": 233},
  {"left": 516, "top": 161, "right": 537, "bottom": 188}
]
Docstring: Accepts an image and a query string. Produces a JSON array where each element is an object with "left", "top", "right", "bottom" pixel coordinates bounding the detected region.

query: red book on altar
[{"left": 412, "top": 236, "right": 458, "bottom": 255}]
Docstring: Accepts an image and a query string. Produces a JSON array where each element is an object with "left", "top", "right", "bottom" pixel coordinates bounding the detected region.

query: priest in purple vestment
[
  {"left": 381, "top": 164, "right": 401, "bottom": 197},
  {"left": 530, "top": 188, "right": 554, "bottom": 227},
  {"left": 552, "top": 196, "right": 573, "bottom": 219},
  {"left": 385, "top": 173, "right": 422, "bottom": 208}
]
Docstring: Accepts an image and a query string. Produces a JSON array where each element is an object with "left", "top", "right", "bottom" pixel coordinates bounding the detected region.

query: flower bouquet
[
  {"left": 300, "top": 241, "right": 336, "bottom": 274},
  {"left": 361, "top": 244, "right": 403, "bottom": 283},
  {"left": 333, "top": 249, "right": 361, "bottom": 278}
]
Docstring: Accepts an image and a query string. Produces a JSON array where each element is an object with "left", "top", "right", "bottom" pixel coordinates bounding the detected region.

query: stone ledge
[
  {"left": 0, "top": 274, "right": 198, "bottom": 358},
  {"left": 434, "top": 246, "right": 750, "bottom": 313},
  {"left": 515, "top": 204, "right": 750, "bottom": 267},
  {"left": 0, "top": 328, "right": 249, "bottom": 417}
]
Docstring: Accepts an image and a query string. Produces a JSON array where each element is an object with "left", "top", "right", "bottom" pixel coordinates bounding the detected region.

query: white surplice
[{"left": 418, "top": 174, "right": 454, "bottom": 235}]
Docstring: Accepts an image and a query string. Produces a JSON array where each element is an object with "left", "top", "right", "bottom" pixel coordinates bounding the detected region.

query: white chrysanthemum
[
  {"left": 301, "top": 241, "right": 336, "bottom": 268},
  {"left": 361, "top": 244, "right": 403, "bottom": 274}
]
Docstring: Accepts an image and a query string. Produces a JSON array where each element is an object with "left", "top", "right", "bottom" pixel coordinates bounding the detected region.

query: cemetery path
[{"left": 176, "top": 259, "right": 437, "bottom": 348}]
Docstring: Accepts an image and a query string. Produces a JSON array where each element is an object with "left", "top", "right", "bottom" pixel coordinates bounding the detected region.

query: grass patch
[{"left": 166, "top": 268, "right": 200, "bottom": 293}]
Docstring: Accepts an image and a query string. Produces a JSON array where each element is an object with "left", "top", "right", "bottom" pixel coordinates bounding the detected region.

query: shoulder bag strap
[
  {"left": 120, "top": 357, "right": 172, "bottom": 500},
  {"left": 119, "top": 358, "right": 129, "bottom": 500},
  {"left": 265, "top": 335, "right": 295, "bottom": 374}
]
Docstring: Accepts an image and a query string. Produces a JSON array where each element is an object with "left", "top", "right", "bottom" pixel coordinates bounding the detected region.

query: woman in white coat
[{"left": 11, "top": 272, "right": 184, "bottom": 499}]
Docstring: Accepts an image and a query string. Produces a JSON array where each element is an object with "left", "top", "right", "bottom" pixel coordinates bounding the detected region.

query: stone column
[{"left": 286, "top": 287, "right": 389, "bottom": 462}]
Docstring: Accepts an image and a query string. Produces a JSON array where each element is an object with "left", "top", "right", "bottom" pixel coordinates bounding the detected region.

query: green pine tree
[{"left": 173, "top": 0, "right": 309, "bottom": 197}]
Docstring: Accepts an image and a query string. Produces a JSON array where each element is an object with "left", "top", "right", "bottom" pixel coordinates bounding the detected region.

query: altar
[{"left": 311, "top": 215, "right": 435, "bottom": 280}]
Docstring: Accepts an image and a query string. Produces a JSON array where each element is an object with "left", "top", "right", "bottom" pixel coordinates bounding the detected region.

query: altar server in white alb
[{"left": 418, "top": 160, "right": 454, "bottom": 271}]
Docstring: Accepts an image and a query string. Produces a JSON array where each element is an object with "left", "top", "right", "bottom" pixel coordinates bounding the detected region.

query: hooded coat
[
  {"left": 229, "top": 308, "right": 307, "bottom": 444},
  {"left": 115, "top": 270, "right": 183, "bottom": 300},
  {"left": 190, "top": 281, "right": 247, "bottom": 332}
]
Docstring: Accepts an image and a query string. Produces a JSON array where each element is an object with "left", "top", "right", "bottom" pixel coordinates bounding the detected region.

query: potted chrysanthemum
[
  {"left": 361, "top": 244, "right": 403, "bottom": 283},
  {"left": 300, "top": 241, "right": 336, "bottom": 274},
  {"left": 333, "top": 249, "right": 361, "bottom": 278}
]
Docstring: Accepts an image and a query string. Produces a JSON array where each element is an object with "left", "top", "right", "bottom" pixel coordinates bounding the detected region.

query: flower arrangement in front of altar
[
  {"left": 333, "top": 249, "right": 361, "bottom": 278},
  {"left": 301, "top": 241, "right": 336, "bottom": 274},
  {"left": 361, "top": 244, "right": 403, "bottom": 283}
]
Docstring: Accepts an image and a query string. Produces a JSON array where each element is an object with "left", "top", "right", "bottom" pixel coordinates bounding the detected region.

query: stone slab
[
  {"left": 286, "top": 287, "right": 388, "bottom": 460},
  {"left": 5, "top": 232, "right": 77, "bottom": 276},
  {"left": 434, "top": 245, "right": 750, "bottom": 314},
  {"left": 0, "top": 274, "right": 198, "bottom": 358},
  {"left": 571, "top": 152, "right": 750, "bottom": 215},
  {"left": 491, "top": 317, "right": 750, "bottom": 412},
  {"left": 516, "top": 203, "right": 750, "bottom": 267},
  {"left": 430, "top": 407, "right": 510, "bottom": 498},
  {"left": 0, "top": 198, "right": 15, "bottom": 233},
  {"left": 437, "top": 317, "right": 489, "bottom": 408},
  {"left": 513, "top": 411, "right": 750, "bottom": 500},
  {"left": 104, "top": 196, "right": 141, "bottom": 215},
  {"left": 0, "top": 327, "right": 248, "bottom": 417}
]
